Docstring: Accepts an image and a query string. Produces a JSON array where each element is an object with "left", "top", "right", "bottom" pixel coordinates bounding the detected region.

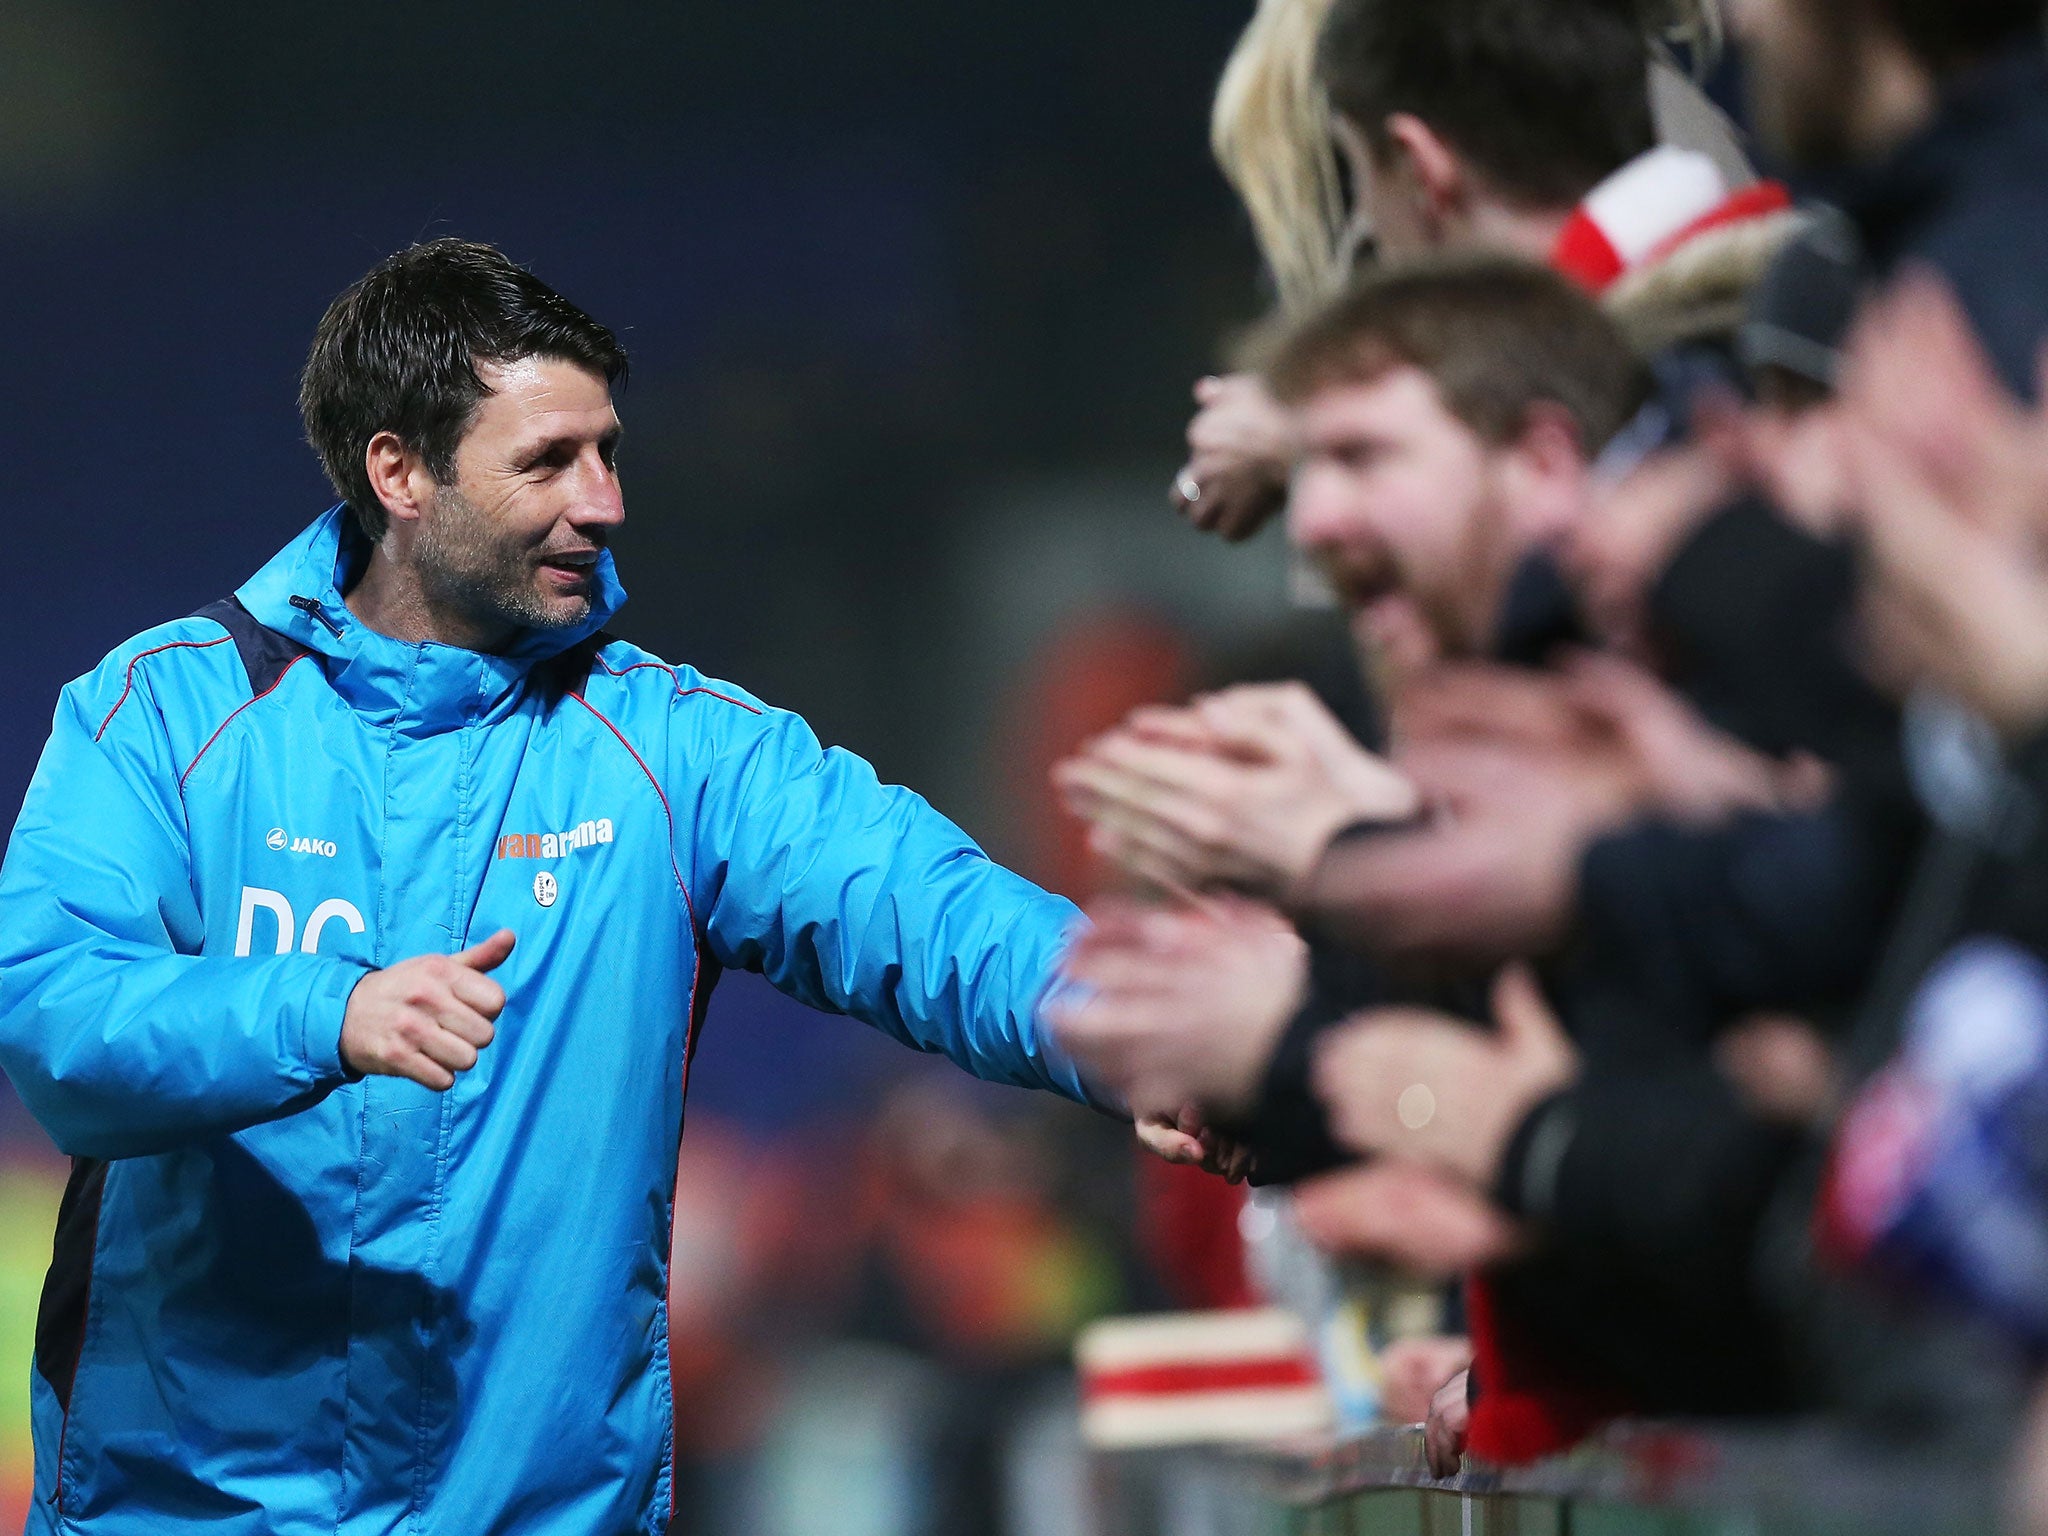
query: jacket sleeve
[
  {"left": 0, "top": 663, "right": 364, "bottom": 1160},
  {"left": 683, "top": 698, "right": 1107, "bottom": 1110}
]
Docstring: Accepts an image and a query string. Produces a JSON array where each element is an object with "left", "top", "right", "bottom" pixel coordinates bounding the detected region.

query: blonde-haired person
[
  {"left": 1177, "top": 0, "right": 1794, "bottom": 543},
  {"left": 1210, "top": 0, "right": 1352, "bottom": 318},
  {"left": 1175, "top": 0, "right": 1345, "bottom": 543}
]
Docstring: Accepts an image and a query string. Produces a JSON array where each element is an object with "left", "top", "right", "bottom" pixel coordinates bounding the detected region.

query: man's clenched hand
[
  {"left": 1134, "top": 1103, "right": 1257, "bottom": 1183},
  {"left": 341, "top": 929, "right": 515, "bottom": 1091}
]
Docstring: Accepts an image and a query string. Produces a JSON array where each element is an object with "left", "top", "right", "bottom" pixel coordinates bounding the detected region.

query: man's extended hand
[
  {"left": 341, "top": 929, "right": 515, "bottom": 1091},
  {"left": 1050, "top": 896, "right": 1307, "bottom": 1120},
  {"left": 1134, "top": 1103, "right": 1257, "bottom": 1183}
]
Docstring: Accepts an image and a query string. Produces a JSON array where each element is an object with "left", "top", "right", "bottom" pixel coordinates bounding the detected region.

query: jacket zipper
[{"left": 289, "top": 594, "right": 345, "bottom": 637}]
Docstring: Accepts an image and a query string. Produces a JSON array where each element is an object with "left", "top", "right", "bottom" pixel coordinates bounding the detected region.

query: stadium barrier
[{"left": 1090, "top": 1421, "right": 2005, "bottom": 1536}]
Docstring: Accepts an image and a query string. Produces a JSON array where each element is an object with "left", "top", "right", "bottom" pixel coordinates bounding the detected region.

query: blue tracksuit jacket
[{"left": 0, "top": 507, "right": 1095, "bottom": 1534}]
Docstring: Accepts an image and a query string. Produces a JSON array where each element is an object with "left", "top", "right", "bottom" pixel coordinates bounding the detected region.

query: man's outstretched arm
[{"left": 679, "top": 694, "right": 1110, "bottom": 1110}]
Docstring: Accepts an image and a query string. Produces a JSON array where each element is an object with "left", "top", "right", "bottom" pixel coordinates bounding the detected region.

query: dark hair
[
  {"left": 1265, "top": 255, "right": 1651, "bottom": 453},
  {"left": 299, "top": 238, "right": 628, "bottom": 541},
  {"left": 1318, "top": 0, "right": 1658, "bottom": 209},
  {"left": 1861, "top": 0, "right": 2043, "bottom": 71}
]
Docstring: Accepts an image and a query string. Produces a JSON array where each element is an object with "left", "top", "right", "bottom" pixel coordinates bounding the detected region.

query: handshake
[{"left": 1047, "top": 661, "right": 1815, "bottom": 1273}]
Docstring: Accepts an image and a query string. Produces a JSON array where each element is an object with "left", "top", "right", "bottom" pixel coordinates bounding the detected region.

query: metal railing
[{"left": 1092, "top": 1422, "right": 2006, "bottom": 1536}]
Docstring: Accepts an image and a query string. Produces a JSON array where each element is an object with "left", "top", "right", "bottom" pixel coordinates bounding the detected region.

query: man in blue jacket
[{"left": 0, "top": 238, "right": 1120, "bottom": 1534}]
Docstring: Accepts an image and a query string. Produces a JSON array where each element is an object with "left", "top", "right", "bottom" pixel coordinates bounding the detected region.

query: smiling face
[
  {"left": 1287, "top": 365, "right": 1519, "bottom": 657},
  {"left": 407, "top": 355, "right": 625, "bottom": 643}
]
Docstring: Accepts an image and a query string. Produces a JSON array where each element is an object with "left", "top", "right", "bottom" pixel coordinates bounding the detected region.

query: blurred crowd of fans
[
  {"left": 1035, "top": 0, "right": 2048, "bottom": 1522},
  {"left": 656, "top": 0, "right": 2048, "bottom": 1527}
]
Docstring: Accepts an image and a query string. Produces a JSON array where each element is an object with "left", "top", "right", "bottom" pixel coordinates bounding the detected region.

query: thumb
[
  {"left": 1491, "top": 962, "right": 1561, "bottom": 1052},
  {"left": 456, "top": 928, "right": 517, "bottom": 971},
  {"left": 1135, "top": 1113, "right": 1205, "bottom": 1166}
]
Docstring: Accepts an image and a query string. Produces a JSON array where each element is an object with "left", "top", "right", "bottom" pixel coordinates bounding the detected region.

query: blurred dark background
[
  {"left": 0, "top": 0, "right": 1278, "bottom": 821},
  {"left": 0, "top": 4, "right": 1301, "bottom": 1529}
]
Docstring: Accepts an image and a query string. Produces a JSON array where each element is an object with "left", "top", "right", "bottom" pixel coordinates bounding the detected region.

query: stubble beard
[
  {"left": 1437, "top": 476, "right": 1514, "bottom": 659},
  {"left": 415, "top": 482, "right": 589, "bottom": 638}
]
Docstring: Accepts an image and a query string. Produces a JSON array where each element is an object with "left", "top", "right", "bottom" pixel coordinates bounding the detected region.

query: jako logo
[
  {"left": 266, "top": 827, "right": 337, "bottom": 858},
  {"left": 235, "top": 886, "right": 365, "bottom": 957},
  {"left": 498, "top": 818, "right": 614, "bottom": 861}
]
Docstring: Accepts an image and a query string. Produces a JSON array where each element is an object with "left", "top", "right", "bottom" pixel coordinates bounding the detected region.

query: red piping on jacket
[
  {"left": 178, "top": 655, "right": 311, "bottom": 791},
  {"left": 93, "top": 636, "right": 232, "bottom": 742},
  {"left": 588, "top": 656, "right": 762, "bottom": 715}
]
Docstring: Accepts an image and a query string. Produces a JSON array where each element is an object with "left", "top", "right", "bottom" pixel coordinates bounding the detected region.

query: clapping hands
[
  {"left": 1055, "top": 682, "right": 1419, "bottom": 903},
  {"left": 1827, "top": 274, "right": 2048, "bottom": 732}
]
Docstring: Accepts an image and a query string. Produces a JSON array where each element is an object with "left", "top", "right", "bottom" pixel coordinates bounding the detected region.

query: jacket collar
[{"left": 236, "top": 505, "right": 627, "bottom": 727}]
